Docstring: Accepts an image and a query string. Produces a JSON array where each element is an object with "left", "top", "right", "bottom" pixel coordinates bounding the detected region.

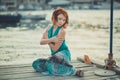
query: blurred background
[
  {"left": 0, "top": 0, "right": 120, "bottom": 66},
  {"left": 0, "top": 0, "right": 120, "bottom": 11}
]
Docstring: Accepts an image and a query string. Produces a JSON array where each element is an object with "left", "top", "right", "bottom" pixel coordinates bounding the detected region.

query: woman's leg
[
  {"left": 45, "top": 61, "right": 76, "bottom": 76},
  {"left": 45, "top": 52, "right": 77, "bottom": 76},
  {"left": 50, "top": 52, "right": 73, "bottom": 67},
  {"left": 32, "top": 58, "right": 47, "bottom": 72},
  {"left": 75, "top": 70, "right": 84, "bottom": 77}
]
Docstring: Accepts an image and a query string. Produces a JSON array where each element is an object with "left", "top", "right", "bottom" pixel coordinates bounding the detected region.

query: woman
[{"left": 32, "top": 7, "right": 84, "bottom": 77}]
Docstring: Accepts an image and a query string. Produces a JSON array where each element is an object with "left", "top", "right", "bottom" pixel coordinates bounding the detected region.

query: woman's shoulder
[
  {"left": 47, "top": 24, "right": 53, "bottom": 29},
  {"left": 59, "top": 27, "right": 66, "bottom": 35},
  {"left": 45, "top": 24, "right": 53, "bottom": 31},
  {"left": 48, "top": 24, "right": 53, "bottom": 28},
  {"left": 42, "top": 24, "right": 52, "bottom": 33}
]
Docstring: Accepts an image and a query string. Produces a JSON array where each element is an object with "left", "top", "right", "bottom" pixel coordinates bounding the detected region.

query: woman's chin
[{"left": 58, "top": 25, "right": 62, "bottom": 27}]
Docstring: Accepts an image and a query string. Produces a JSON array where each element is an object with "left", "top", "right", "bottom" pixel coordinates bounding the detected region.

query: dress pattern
[{"left": 32, "top": 25, "right": 76, "bottom": 76}]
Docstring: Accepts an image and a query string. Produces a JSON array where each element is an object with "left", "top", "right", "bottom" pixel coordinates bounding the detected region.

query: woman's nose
[{"left": 60, "top": 20, "right": 63, "bottom": 24}]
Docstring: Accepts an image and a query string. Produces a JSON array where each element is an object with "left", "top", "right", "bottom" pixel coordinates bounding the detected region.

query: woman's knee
[
  {"left": 32, "top": 59, "right": 48, "bottom": 72},
  {"left": 32, "top": 59, "right": 39, "bottom": 70}
]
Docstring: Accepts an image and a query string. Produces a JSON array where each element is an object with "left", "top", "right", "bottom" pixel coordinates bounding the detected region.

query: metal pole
[
  {"left": 109, "top": 0, "right": 114, "bottom": 57},
  {"left": 105, "top": 0, "right": 116, "bottom": 70}
]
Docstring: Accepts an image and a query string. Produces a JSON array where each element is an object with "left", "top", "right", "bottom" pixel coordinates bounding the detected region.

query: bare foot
[{"left": 75, "top": 70, "right": 84, "bottom": 77}]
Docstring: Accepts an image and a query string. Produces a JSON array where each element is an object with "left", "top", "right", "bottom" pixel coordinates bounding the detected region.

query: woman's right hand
[{"left": 52, "top": 36, "right": 64, "bottom": 44}]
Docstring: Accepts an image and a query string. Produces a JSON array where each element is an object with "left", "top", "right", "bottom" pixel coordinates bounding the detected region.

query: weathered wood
[
  {"left": 0, "top": 67, "right": 97, "bottom": 80},
  {"left": 0, "top": 60, "right": 120, "bottom": 80},
  {"left": 113, "top": 67, "right": 120, "bottom": 75},
  {"left": 0, "top": 62, "right": 93, "bottom": 75},
  {"left": 0, "top": 61, "right": 78, "bottom": 69},
  {"left": 0, "top": 68, "right": 33, "bottom": 75},
  {"left": 0, "top": 64, "right": 31, "bottom": 69},
  {"left": 77, "top": 57, "right": 104, "bottom": 68},
  {"left": 0, "top": 61, "right": 92, "bottom": 69},
  {"left": 4, "top": 73, "right": 119, "bottom": 80},
  {"left": 0, "top": 72, "right": 41, "bottom": 80},
  {"left": 77, "top": 57, "right": 120, "bottom": 75},
  {"left": 0, "top": 70, "right": 98, "bottom": 80},
  {"left": 114, "top": 78, "right": 120, "bottom": 80}
]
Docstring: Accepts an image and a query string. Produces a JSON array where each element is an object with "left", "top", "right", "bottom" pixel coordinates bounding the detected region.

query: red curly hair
[{"left": 51, "top": 7, "right": 69, "bottom": 28}]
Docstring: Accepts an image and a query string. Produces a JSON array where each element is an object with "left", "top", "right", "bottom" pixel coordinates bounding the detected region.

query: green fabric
[
  {"left": 32, "top": 25, "right": 76, "bottom": 76},
  {"left": 48, "top": 25, "right": 71, "bottom": 61}
]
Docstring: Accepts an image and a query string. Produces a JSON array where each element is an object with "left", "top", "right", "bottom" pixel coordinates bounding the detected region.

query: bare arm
[
  {"left": 40, "top": 25, "right": 65, "bottom": 52},
  {"left": 50, "top": 28, "right": 65, "bottom": 51},
  {"left": 40, "top": 24, "right": 54, "bottom": 45}
]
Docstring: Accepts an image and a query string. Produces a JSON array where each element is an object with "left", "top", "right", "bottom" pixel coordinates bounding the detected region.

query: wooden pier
[{"left": 0, "top": 60, "right": 120, "bottom": 80}]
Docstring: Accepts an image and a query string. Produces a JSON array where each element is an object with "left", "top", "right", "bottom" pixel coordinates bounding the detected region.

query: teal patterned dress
[{"left": 32, "top": 25, "right": 76, "bottom": 76}]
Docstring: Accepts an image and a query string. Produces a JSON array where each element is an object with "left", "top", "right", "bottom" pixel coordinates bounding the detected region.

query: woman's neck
[{"left": 54, "top": 24, "right": 58, "bottom": 28}]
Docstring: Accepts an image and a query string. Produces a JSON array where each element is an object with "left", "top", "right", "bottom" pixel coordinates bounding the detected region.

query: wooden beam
[{"left": 77, "top": 57, "right": 120, "bottom": 75}]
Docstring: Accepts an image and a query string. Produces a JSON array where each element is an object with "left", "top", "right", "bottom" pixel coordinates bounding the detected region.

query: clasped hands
[
  {"left": 44, "top": 30, "right": 64, "bottom": 45},
  {"left": 52, "top": 36, "right": 64, "bottom": 44}
]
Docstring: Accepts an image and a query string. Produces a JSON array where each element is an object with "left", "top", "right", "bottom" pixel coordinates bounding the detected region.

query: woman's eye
[
  {"left": 63, "top": 19, "right": 66, "bottom": 22},
  {"left": 58, "top": 18, "right": 62, "bottom": 20},
  {"left": 58, "top": 17, "right": 66, "bottom": 22}
]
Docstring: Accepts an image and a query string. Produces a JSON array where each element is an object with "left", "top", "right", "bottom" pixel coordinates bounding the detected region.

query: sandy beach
[{"left": 0, "top": 10, "right": 120, "bottom": 66}]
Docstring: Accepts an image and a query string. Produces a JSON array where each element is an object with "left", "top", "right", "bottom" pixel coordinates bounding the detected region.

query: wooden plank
[
  {"left": 113, "top": 67, "right": 120, "bottom": 75},
  {"left": 1, "top": 69, "right": 119, "bottom": 80},
  {"left": 6, "top": 72, "right": 119, "bottom": 80},
  {"left": 9, "top": 76, "right": 82, "bottom": 80},
  {"left": 64, "top": 75, "right": 120, "bottom": 80},
  {"left": 0, "top": 62, "right": 93, "bottom": 71},
  {"left": 0, "top": 61, "right": 92, "bottom": 69},
  {"left": 0, "top": 72, "right": 42, "bottom": 80},
  {"left": 77, "top": 57, "right": 120, "bottom": 75},
  {"left": 0, "top": 65, "right": 94, "bottom": 75},
  {"left": 98, "top": 75, "right": 120, "bottom": 80},
  {"left": 0, "top": 66, "right": 98, "bottom": 80},
  {"left": 0, "top": 62, "right": 93, "bottom": 75},
  {"left": 0, "top": 68, "right": 33, "bottom": 75},
  {"left": 0, "top": 66, "right": 95, "bottom": 76},
  {"left": 72, "top": 62, "right": 93, "bottom": 68},
  {"left": 0, "top": 61, "right": 80, "bottom": 69},
  {"left": 77, "top": 57, "right": 104, "bottom": 68},
  {"left": 0, "top": 66, "right": 101, "bottom": 80},
  {"left": 0, "top": 61, "right": 119, "bottom": 80},
  {"left": 113, "top": 78, "right": 120, "bottom": 80},
  {"left": 0, "top": 64, "right": 31, "bottom": 69},
  {"left": 13, "top": 76, "right": 98, "bottom": 80},
  {"left": 1, "top": 70, "right": 97, "bottom": 80},
  {"left": 0, "top": 69, "right": 92, "bottom": 80}
]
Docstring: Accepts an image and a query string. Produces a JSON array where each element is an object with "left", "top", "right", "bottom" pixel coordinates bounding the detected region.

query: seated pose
[{"left": 32, "top": 7, "right": 84, "bottom": 77}]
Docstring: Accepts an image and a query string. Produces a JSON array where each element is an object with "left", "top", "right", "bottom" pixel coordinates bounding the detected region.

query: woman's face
[{"left": 56, "top": 14, "right": 66, "bottom": 27}]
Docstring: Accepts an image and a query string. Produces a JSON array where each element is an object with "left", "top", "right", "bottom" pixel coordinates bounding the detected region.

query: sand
[{"left": 0, "top": 10, "right": 120, "bottom": 66}]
